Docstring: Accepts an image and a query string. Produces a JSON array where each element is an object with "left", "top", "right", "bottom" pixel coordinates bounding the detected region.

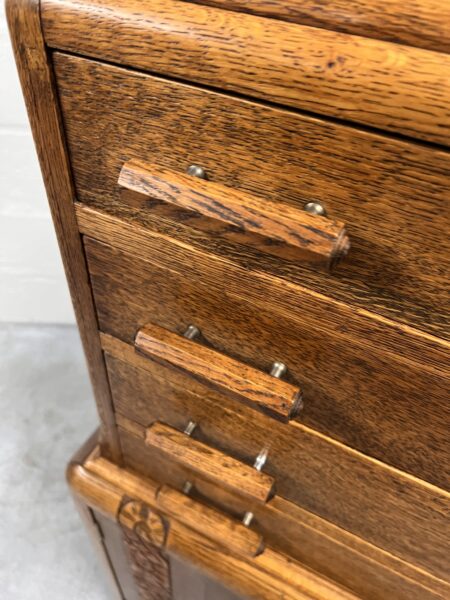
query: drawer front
[
  {"left": 72, "top": 434, "right": 450, "bottom": 600},
  {"left": 54, "top": 52, "right": 450, "bottom": 339},
  {"left": 84, "top": 236, "right": 449, "bottom": 489},
  {"left": 97, "top": 337, "right": 450, "bottom": 581}
]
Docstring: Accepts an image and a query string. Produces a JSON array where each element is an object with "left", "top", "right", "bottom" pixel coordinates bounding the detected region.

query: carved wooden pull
[
  {"left": 135, "top": 322, "right": 302, "bottom": 422},
  {"left": 119, "top": 160, "right": 350, "bottom": 271},
  {"left": 157, "top": 485, "right": 264, "bottom": 558},
  {"left": 146, "top": 422, "right": 275, "bottom": 504}
]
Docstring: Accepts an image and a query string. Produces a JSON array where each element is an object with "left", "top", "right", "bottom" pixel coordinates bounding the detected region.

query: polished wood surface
[
  {"left": 55, "top": 54, "right": 450, "bottom": 339},
  {"left": 77, "top": 206, "right": 449, "bottom": 372},
  {"left": 102, "top": 351, "right": 450, "bottom": 581},
  {"left": 82, "top": 229, "right": 450, "bottom": 489},
  {"left": 69, "top": 440, "right": 362, "bottom": 600},
  {"left": 90, "top": 450, "right": 450, "bottom": 600},
  {"left": 136, "top": 324, "right": 302, "bottom": 422},
  {"left": 147, "top": 422, "right": 275, "bottom": 504},
  {"left": 9, "top": 0, "right": 450, "bottom": 597},
  {"left": 190, "top": 0, "right": 450, "bottom": 53},
  {"left": 157, "top": 486, "right": 265, "bottom": 558},
  {"left": 119, "top": 160, "right": 350, "bottom": 271},
  {"left": 42, "top": 0, "right": 450, "bottom": 144},
  {"left": 70, "top": 436, "right": 450, "bottom": 599},
  {"left": 5, "top": 0, "right": 122, "bottom": 462}
]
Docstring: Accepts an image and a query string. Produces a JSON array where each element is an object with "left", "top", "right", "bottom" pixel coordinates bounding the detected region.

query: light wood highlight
[
  {"left": 56, "top": 54, "right": 450, "bottom": 340},
  {"left": 191, "top": 0, "right": 450, "bottom": 54},
  {"left": 70, "top": 436, "right": 363, "bottom": 599},
  {"left": 119, "top": 160, "right": 350, "bottom": 271},
  {"left": 135, "top": 323, "right": 302, "bottom": 421},
  {"left": 166, "top": 522, "right": 353, "bottom": 600},
  {"left": 109, "top": 363, "right": 450, "bottom": 582},
  {"left": 71, "top": 436, "right": 448, "bottom": 599},
  {"left": 157, "top": 485, "right": 264, "bottom": 558},
  {"left": 146, "top": 422, "right": 275, "bottom": 503},
  {"left": 42, "top": 0, "right": 450, "bottom": 144},
  {"left": 67, "top": 464, "right": 123, "bottom": 519}
]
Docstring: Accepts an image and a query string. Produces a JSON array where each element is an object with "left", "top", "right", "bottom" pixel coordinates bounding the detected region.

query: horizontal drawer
[
  {"left": 44, "top": 0, "right": 450, "bottom": 144},
  {"left": 71, "top": 435, "right": 450, "bottom": 600},
  {"left": 83, "top": 233, "right": 449, "bottom": 488},
  {"left": 98, "top": 335, "right": 450, "bottom": 581},
  {"left": 55, "top": 52, "right": 450, "bottom": 339},
  {"left": 71, "top": 436, "right": 450, "bottom": 600}
]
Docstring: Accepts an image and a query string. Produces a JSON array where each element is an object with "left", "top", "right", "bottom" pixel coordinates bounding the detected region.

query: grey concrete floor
[{"left": 0, "top": 324, "right": 109, "bottom": 599}]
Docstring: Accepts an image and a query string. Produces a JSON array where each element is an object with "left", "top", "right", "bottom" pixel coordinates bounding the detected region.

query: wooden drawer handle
[
  {"left": 146, "top": 422, "right": 275, "bottom": 504},
  {"left": 157, "top": 485, "right": 264, "bottom": 558},
  {"left": 119, "top": 160, "right": 350, "bottom": 271},
  {"left": 135, "top": 322, "right": 302, "bottom": 422}
]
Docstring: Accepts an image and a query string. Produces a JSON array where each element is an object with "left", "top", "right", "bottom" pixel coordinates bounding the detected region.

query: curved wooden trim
[
  {"left": 71, "top": 438, "right": 448, "bottom": 599},
  {"left": 41, "top": 0, "right": 450, "bottom": 145},
  {"left": 5, "top": 0, "right": 122, "bottom": 462},
  {"left": 70, "top": 440, "right": 361, "bottom": 599},
  {"left": 187, "top": 0, "right": 450, "bottom": 54}
]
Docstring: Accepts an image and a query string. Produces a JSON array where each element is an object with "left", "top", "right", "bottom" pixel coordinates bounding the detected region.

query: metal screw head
[
  {"left": 183, "top": 325, "right": 200, "bottom": 340},
  {"left": 253, "top": 448, "right": 268, "bottom": 472},
  {"left": 184, "top": 421, "right": 197, "bottom": 436},
  {"left": 182, "top": 481, "right": 194, "bottom": 495},
  {"left": 187, "top": 165, "right": 208, "bottom": 180},
  {"left": 270, "top": 361, "right": 287, "bottom": 379},
  {"left": 242, "top": 511, "right": 254, "bottom": 527},
  {"left": 304, "top": 201, "right": 327, "bottom": 217}
]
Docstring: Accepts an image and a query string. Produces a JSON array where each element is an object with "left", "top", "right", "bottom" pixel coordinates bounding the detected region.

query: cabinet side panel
[{"left": 5, "top": 0, "right": 121, "bottom": 461}]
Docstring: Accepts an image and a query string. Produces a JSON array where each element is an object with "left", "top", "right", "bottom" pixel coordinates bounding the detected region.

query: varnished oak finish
[
  {"left": 81, "top": 226, "right": 450, "bottom": 489},
  {"left": 5, "top": 0, "right": 121, "bottom": 462},
  {"left": 136, "top": 324, "right": 302, "bottom": 421},
  {"left": 55, "top": 54, "right": 450, "bottom": 339},
  {"left": 9, "top": 1, "right": 450, "bottom": 597},
  {"left": 157, "top": 486, "right": 265, "bottom": 558},
  {"left": 146, "top": 422, "right": 275, "bottom": 504},
  {"left": 41, "top": 0, "right": 450, "bottom": 144},
  {"left": 70, "top": 437, "right": 450, "bottom": 600},
  {"left": 191, "top": 0, "right": 450, "bottom": 54},
  {"left": 97, "top": 338, "right": 450, "bottom": 581},
  {"left": 119, "top": 160, "right": 350, "bottom": 271},
  {"left": 69, "top": 441, "right": 361, "bottom": 600}
]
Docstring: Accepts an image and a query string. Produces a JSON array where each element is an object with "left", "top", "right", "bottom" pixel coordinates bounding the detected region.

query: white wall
[{"left": 0, "top": 7, "right": 75, "bottom": 323}]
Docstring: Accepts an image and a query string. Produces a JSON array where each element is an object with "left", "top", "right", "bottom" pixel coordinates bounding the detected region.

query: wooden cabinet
[{"left": 7, "top": 0, "right": 450, "bottom": 598}]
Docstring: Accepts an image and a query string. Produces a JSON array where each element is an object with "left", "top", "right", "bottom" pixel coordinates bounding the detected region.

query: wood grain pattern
[
  {"left": 190, "top": 0, "right": 450, "bottom": 54},
  {"left": 56, "top": 55, "right": 450, "bottom": 339},
  {"left": 136, "top": 323, "right": 302, "bottom": 421},
  {"left": 121, "top": 527, "right": 171, "bottom": 600},
  {"left": 5, "top": 1, "right": 121, "bottom": 462},
  {"left": 41, "top": 0, "right": 450, "bottom": 144},
  {"left": 120, "top": 415, "right": 450, "bottom": 583},
  {"left": 119, "top": 160, "right": 350, "bottom": 271},
  {"left": 84, "top": 437, "right": 450, "bottom": 600},
  {"left": 166, "top": 522, "right": 359, "bottom": 600},
  {"left": 71, "top": 437, "right": 363, "bottom": 599},
  {"left": 157, "top": 485, "right": 265, "bottom": 558},
  {"left": 146, "top": 422, "right": 275, "bottom": 504},
  {"left": 85, "top": 234, "right": 450, "bottom": 489},
  {"left": 76, "top": 206, "right": 449, "bottom": 376}
]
